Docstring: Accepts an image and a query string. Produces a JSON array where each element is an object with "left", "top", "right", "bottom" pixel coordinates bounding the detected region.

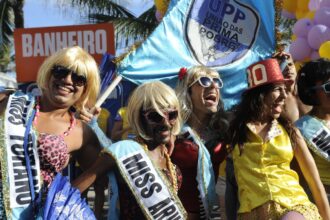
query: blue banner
[{"left": 117, "top": 0, "right": 279, "bottom": 109}]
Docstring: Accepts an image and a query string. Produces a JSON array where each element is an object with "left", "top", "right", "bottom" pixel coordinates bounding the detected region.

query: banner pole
[{"left": 95, "top": 75, "right": 123, "bottom": 107}]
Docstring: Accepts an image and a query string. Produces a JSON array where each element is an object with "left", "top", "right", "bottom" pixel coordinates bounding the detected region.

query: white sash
[
  {"left": 104, "top": 140, "right": 187, "bottom": 220},
  {"left": 296, "top": 115, "right": 330, "bottom": 162},
  {"left": 182, "top": 126, "right": 220, "bottom": 219},
  {"left": 4, "top": 92, "right": 41, "bottom": 209}
]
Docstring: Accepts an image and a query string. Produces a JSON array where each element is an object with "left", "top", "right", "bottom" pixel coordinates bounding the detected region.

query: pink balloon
[
  {"left": 307, "top": 24, "right": 330, "bottom": 49},
  {"left": 314, "top": 7, "right": 330, "bottom": 27},
  {"left": 293, "top": 18, "right": 314, "bottom": 37},
  {"left": 289, "top": 38, "right": 312, "bottom": 61},
  {"left": 310, "top": 50, "right": 320, "bottom": 60}
]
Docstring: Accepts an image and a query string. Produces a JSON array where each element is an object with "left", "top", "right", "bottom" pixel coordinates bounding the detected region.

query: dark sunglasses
[
  {"left": 189, "top": 76, "right": 223, "bottom": 88},
  {"left": 143, "top": 109, "right": 178, "bottom": 124},
  {"left": 51, "top": 65, "right": 87, "bottom": 87},
  {"left": 311, "top": 81, "right": 330, "bottom": 94}
]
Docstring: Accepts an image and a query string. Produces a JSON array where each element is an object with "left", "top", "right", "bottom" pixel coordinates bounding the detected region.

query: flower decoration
[{"left": 178, "top": 67, "right": 187, "bottom": 80}]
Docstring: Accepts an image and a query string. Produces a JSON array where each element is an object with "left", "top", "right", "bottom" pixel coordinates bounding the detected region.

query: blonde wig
[
  {"left": 127, "top": 81, "right": 182, "bottom": 140},
  {"left": 175, "top": 65, "right": 221, "bottom": 123},
  {"left": 36, "top": 46, "right": 100, "bottom": 111}
]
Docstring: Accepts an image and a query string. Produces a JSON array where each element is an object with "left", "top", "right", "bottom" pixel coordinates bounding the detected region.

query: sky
[
  {"left": 24, "top": 0, "right": 81, "bottom": 28},
  {"left": 24, "top": 0, "right": 153, "bottom": 28}
]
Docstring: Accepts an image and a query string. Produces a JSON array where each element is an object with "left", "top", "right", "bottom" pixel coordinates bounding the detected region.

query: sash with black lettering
[
  {"left": 3, "top": 92, "right": 41, "bottom": 209},
  {"left": 104, "top": 140, "right": 187, "bottom": 220},
  {"left": 182, "top": 125, "right": 221, "bottom": 219},
  {"left": 295, "top": 115, "right": 330, "bottom": 162}
]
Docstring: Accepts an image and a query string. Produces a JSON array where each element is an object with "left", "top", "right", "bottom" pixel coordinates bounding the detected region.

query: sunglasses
[
  {"left": 311, "top": 81, "right": 330, "bottom": 94},
  {"left": 143, "top": 109, "right": 178, "bottom": 124},
  {"left": 189, "top": 76, "right": 223, "bottom": 88},
  {"left": 51, "top": 65, "right": 87, "bottom": 87}
]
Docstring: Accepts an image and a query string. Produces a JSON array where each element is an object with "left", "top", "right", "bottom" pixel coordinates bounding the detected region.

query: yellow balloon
[
  {"left": 291, "top": 34, "right": 297, "bottom": 41},
  {"left": 319, "top": 41, "right": 330, "bottom": 59},
  {"left": 304, "top": 11, "right": 315, "bottom": 19},
  {"left": 297, "top": 0, "right": 309, "bottom": 11},
  {"left": 283, "top": 0, "right": 297, "bottom": 13},
  {"left": 154, "top": 0, "right": 170, "bottom": 16},
  {"left": 295, "top": 10, "right": 309, "bottom": 19}
]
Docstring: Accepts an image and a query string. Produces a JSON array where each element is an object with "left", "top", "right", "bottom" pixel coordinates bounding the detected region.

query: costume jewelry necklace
[
  {"left": 136, "top": 137, "right": 178, "bottom": 192},
  {"left": 33, "top": 96, "right": 76, "bottom": 137}
]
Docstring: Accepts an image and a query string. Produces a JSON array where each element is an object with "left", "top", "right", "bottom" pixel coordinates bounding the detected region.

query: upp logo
[{"left": 186, "top": 0, "right": 259, "bottom": 67}]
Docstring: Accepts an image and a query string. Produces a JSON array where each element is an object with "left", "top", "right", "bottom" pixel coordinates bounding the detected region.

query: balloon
[
  {"left": 283, "top": 0, "right": 297, "bottom": 13},
  {"left": 319, "top": 41, "right": 330, "bottom": 59},
  {"left": 309, "top": 0, "right": 321, "bottom": 11},
  {"left": 289, "top": 38, "right": 313, "bottom": 61},
  {"left": 154, "top": 0, "right": 170, "bottom": 17},
  {"left": 296, "top": 10, "right": 309, "bottom": 19},
  {"left": 314, "top": 7, "right": 330, "bottom": 27},
  {"left": 304, "top": 11, "right": 315, "bottom": 19},
  {"left": 307, "top": 24, "right": 330, "bottom": 49},
  {"left": 293, "top": 18, "right": 314, "bottom": 37},
  {"left": 297, "top": 0, "right": 309, "bottom": 11},
  {"left": 320, "top": 0, "right": 330, "bottom": 8},
  {"left": 310, "top": 50, "right": 320, "bottom": 60}
]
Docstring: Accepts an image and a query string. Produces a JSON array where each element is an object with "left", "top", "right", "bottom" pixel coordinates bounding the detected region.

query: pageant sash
[
  {"left": 2, "top": 92, "right": 41, "bottom": 213},
  {"left": 182, "top": 125, "right": 220, "bottom": 219},
  {"left": 104, "top": 140, "right": 187, "bottom": 220},
  {"left": 295, "top": 115, "right": 330, "bottom": 162}
]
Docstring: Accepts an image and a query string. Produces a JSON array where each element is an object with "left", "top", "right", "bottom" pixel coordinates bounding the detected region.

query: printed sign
[
  {"left": 186, "top": 0, "right": 259, "bottom": 67},
  {"left": 14, "top": 23, "right": 115, "bottom": 82}
]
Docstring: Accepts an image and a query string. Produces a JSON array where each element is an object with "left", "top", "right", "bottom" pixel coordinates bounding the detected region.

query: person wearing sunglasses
[
  {"left": 0, "top": 46, "right": 103, "bottom": 219},
  {"left": 172, "top": 65, "right": 228, "bottom": 219},
  {"left": 72, "top": 81, "right": 187, "bottom": 219},
  {"left": 227, "top": 58, "right": 329, "bottom": 219},
  {"left": 295, "top": 58, "right": 330, "bottom": 203}
]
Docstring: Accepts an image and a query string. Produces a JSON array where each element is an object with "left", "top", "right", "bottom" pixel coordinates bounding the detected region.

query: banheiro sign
[{"left": 14, "top": 23, "right": 115, "bottom": 82}]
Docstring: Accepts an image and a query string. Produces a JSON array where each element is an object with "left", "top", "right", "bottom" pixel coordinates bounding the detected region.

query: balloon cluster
[{"left": 285, "top": 0, "right": 330, "bottom": 61}]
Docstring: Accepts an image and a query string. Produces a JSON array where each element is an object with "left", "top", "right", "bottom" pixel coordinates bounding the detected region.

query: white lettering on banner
[
  {"left": 249, "top": 64, "right": 267, "bottom": 86},
  {"left": 21, "top": 29, "right": 107, "bottom": 57},
  {"left": 186, "top": 0, "right": 259, "bottom": 66},
  {"left": 120, "top": 152, "right": 183, "bottom": 219}
]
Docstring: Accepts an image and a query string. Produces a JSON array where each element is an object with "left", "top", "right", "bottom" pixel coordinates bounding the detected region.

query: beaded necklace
[
  {"left": 33, "top": 96, "right": 76, "bottom": 137},
  {"left": 135, "top": 137, "right": 178, "bottom": 192}
]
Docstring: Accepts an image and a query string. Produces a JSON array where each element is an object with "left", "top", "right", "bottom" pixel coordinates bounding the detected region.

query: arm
[
  {"left": 73, "top": 123, "right": 113, "bottom": 192},
  {"left": 293, "top": 129, "right": 330, "bottom": 220},
  {"left": 72, "top": 152, "right": 115, "bottom": 193}
]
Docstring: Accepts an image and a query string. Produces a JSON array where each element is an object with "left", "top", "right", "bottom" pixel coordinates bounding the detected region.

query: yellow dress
[{"left": 232, "top": 122, "right": 320, "bottom": 219}]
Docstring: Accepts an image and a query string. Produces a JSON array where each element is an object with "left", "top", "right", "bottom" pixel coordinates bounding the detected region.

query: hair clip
[{"left": 178, "top": 67, "right": 187, "bottom": 80}]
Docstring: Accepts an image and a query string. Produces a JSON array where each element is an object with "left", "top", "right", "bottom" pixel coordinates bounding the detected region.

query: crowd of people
[{"left": 0, "top": 45, "right": 329, "bottom": 220}]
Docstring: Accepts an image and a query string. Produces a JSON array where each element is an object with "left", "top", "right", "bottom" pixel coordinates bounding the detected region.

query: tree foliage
[{"left": 71, "top": 0, "right": 158, "bottom": 48}]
